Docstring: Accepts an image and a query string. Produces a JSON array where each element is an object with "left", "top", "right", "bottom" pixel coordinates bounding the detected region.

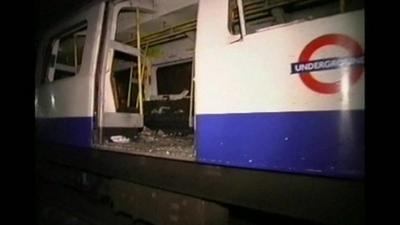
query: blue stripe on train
[
  {"left": 196, "top": 110, "right": 364, "bottom": 179},
  {"left": 36, "top": 117, "right": 93, "bottom": 148}
]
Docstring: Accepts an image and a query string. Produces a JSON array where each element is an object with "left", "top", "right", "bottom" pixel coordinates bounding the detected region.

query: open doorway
[{"left": 97, "top": 1, "right": 197, "bottom": 161}]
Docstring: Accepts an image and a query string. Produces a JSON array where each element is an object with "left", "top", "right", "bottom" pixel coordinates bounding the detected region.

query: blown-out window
[
  {"left": 156, "top": 62, "right": 192, "bottom": 96},
  {"left": 46, "top": 22, "right": 88, "bottom": 82},
  {"left": 228, "top": 0, "right": 364, "bottom": 35}
]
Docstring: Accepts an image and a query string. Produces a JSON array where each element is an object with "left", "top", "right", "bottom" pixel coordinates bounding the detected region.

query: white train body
[{"left": 35, "top": 0, "right": 364, "bottom": 178}]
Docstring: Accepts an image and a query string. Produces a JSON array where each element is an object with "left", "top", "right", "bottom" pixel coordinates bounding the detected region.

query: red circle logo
[{"left": 298, "top": 34, "right": 364, "bottom": 94}]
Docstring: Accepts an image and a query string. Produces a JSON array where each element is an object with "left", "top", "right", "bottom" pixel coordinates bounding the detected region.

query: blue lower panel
[
  {"left": 196, "top": 110, "right": 364, "bottom": 179},
  {"left": 36, "top": 117, "right": 93, "bottom": 148}
]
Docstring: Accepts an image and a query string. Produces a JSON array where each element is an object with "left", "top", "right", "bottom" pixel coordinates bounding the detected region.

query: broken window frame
[
  {"left": 228, "top": 0, "right": 364, "bottom": 37},
  {"left": 155, "top": 60, "right": 193, "bottom": 96},
  {"left": 97, "top": 1, "right": 156, "bottom": 144},
  {"left": 108, "top": 5, "right": 143, "bottom": 113},
  {"left": 45, "top": 22, "right": 88, "bottom": 83}
]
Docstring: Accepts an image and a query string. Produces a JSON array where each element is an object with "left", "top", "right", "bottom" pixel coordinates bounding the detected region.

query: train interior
[{"left": 98, "top": 1, "right": 198, "bottom": 160}]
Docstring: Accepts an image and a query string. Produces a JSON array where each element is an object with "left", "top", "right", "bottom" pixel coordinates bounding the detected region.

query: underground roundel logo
[{"left": 291, "top": 34, "right": 364, "bottom": 94}]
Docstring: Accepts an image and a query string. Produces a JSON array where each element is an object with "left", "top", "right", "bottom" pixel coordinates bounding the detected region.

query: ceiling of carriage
[{"left": 36, "top": 0, "right": 196, "bottom": 29}]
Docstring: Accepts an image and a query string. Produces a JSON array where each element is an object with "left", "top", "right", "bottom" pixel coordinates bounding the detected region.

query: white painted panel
[
  {"left": 195, "top": 1, "right": 364, "bottom": 114},
  {"left": 35, "top": 3, "right": 105, "bottom": 118}
]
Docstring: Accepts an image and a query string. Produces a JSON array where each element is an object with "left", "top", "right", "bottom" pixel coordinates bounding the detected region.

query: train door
[
  {"left": 35, "top": 2, "right": 105, "bottom": 147},
  {"left": 95, "top": 0, "right": 155, "bottom": 143}
]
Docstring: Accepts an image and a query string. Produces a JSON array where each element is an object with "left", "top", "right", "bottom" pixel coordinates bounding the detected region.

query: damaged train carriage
[{"left": 35, "top": 0, "right": 365, "bottom": 224}]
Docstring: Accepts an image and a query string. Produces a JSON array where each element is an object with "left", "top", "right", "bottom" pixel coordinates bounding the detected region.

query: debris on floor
[
  {"left": 110, "top": 135, "right": 130, "bottom": 143},
  {"left": 103, "top": 127, "right": 194, "bottom": 160}
]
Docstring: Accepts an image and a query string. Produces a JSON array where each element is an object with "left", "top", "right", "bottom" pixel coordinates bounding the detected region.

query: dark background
[{"left": 35, "top": 0, "right": 94, "bottom": 43}]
